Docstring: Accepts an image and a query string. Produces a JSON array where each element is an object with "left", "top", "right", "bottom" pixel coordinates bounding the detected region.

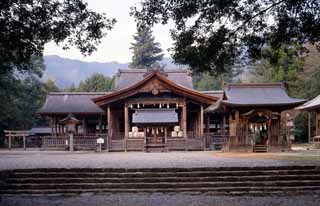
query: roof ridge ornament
[{"left": 143, "top": 67, "right": 168, "bottom": 77}]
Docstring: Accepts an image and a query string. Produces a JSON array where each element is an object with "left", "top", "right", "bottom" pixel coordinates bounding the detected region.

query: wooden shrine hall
[{"left": 37, "top": 68, "right": 306, "bottom": 152}]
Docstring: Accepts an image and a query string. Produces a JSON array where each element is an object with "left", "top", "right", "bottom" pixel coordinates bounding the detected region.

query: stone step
[
  {"left": 7, "top": 175, "right": 320, "bottom": 184},
  {"left": 9, "top": 165, "right": 317, "bottom": 173},
  {"left": 4, "top": 180, "right": 320, "bottom": 190},
  {"left": 2, "top": 186, "right": 320, "bottom": 195},
  {"left": 9, "top": 169, "right": 320, "bottom": 178}
]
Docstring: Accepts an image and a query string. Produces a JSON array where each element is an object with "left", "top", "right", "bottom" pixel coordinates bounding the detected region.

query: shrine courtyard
[{"left": 0, "top": 148, "right": 319, "bottom": 170}]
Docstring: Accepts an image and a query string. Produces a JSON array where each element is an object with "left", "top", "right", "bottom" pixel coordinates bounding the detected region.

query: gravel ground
[
  {"left": 1, "top": 193, "right": 320, "bottom": 206},
  {"left": 0, "top": 151, "right": 305, "bottom": 170}
]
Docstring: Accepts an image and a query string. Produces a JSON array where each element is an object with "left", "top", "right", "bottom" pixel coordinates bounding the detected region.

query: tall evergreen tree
[{"left": 129, "top": 27, "right": 164, "bottom": 69}]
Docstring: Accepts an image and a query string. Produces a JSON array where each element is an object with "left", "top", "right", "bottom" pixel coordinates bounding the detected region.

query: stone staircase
[
  {"left": 1, "top": 166, "right": 320, "bottom": 195},
  {"left": 253, "top": 144, "right": 268, "bottom": 152}
]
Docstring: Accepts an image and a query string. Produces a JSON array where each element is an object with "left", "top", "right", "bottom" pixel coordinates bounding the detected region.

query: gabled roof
[
  {"left": 38, "top": 92, "right": 108, "bottom": 115},
  {"left": 93, "top": 70, "right": 217, "bottom": 106},
  {"left": 222, "top": 83, "right": 306, "bottom": 107},
  {"left": 113, "top": 69, "right": 193, "bottom": 90},
  {"left": 296, "top": 95, "right": 320, "bottom": 111}
]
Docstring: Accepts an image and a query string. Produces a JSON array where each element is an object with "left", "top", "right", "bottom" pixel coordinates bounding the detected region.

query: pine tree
[{"left": 129, "top": 27, "right": 164, "bottom": 69}]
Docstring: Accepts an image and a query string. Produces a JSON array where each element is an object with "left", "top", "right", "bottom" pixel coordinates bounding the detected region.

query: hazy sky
[{"left": 44, "top": 0, "right": 174, "bottom": 63}]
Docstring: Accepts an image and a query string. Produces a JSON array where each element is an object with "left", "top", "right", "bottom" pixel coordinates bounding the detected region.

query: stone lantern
[{"left": 60, "top": 113, "right": 81, "bottom": 151}]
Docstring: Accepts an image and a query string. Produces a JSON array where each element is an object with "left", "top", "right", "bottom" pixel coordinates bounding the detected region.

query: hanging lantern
[
  {"left": 160, "top": 104, "right": 162, "bottom": 108},
  {"left": 167, "top": 104, "right": 169, "bottom": 109},
  {"left": 130, "top": 104, "right": 133, "bottom": 109},
  {"left": 137, "top": 104, "right": 140, "bottom": 108},
  {"left": 176, "top": 103, "right": 178, "bottom": 108}
]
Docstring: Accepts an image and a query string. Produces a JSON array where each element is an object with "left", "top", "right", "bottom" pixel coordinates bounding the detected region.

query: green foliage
[
  {"left": 251, "top": 43, "right": 305, "bottom": 97},
  {"left": 301, "top": 67, "right": 320, "bottom": 99},
  {"left": 0, "top": 0, "right": 115, "bottom": 142},
  {"left": 45, "top": 79, "right": 60, "bottom": 92},
  {"left": 78, "top": 74, "right": 113, "bottom": 92},
  {"left": 132, "top": 0, "right": 320, "bottom": 73},
  {"left": 129, "top": 27, "right": 164, "bottom": 69},
  {"left": 193, "top": 72, "right": 238, "bottom": 91},
  {"left": 293, "top": 112, "right": 310, "bottom": 143},
  {"left": 0, "top": 0, "right": 115, "bottom": 76}
]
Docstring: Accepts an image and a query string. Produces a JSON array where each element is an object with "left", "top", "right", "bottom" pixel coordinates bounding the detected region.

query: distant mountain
[{"left": 44, "top": 55, "right": 186, "bottom": 88}]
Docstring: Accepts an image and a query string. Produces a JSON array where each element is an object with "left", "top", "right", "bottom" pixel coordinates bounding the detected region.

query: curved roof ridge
[{"left": 226, "top": 83, "right": 283, "bottom": 89}]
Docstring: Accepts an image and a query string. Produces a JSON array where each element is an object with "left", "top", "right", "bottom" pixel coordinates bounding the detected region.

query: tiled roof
[
  {"left": 200, "top": 90, "right": 224, "bottom": 100},
  {"left": 132, "top": 109, "right": 178, "bottom": 124},
  {"left": 222, "top": 83, "right": 306, "bottom": 107},
  {"left": 296, "top": 95, "right": 320, "bottom": 111},
  {"left": 113, "top": 69, "right": 193, "bottom": 90},
  {"left": 38, "top": 92, "right": 108, "bottom": 114}
]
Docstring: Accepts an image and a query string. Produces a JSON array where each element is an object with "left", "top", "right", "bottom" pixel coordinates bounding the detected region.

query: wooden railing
[
  {"left": 41, "top": 136, "right": 68, "bottom": 150},
  {"left": 40, "top": 132, "right": 232, "bottom": 151}
]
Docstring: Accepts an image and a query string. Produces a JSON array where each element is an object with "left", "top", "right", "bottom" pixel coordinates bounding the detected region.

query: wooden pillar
[
  {"left": 107, "top": 106, "right": 112, "bottom": 151},
  {"left": 182, "top": 101, "right": 187, "bottom": 139},
  {"left": 222, "top": 115, "right": 226, "bottom": 136},
  {"left": 308, "top": 112, "right": 312, "bottom": 143},
  {"left": 124, "top": 104, "right": 129, "bottom": 139},
  {"left": 235, "top": 110, "right": 239, "bottom": 146},
  {"left": 124, "top": 104, "right": 129, "bottom": 152},
  {"left": 200, "top": 105, "right": 204, "bottom": 137}
]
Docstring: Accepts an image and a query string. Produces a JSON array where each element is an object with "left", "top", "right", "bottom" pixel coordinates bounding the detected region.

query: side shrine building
[{"left": 38, "top": 69, "right": 306, "bottom": 152}]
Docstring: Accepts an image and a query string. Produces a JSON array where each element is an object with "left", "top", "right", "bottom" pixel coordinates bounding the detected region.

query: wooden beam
[{"left": 127, "top": 98, "right": 183, "bottom": 105}]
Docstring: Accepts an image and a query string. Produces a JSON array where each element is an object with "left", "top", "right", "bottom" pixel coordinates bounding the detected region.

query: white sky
[{"left": 44, "top": 0, "right": 174, "bottom": 63}]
